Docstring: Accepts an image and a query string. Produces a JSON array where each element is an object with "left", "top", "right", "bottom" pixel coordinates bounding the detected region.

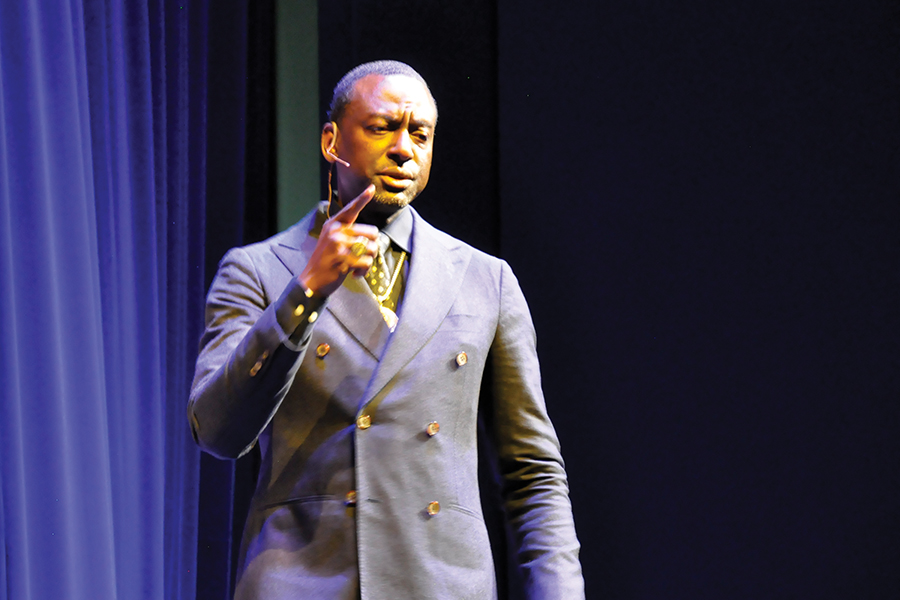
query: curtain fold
[{"left": 0, "top": 1, "right": 207, "bottom": 598}]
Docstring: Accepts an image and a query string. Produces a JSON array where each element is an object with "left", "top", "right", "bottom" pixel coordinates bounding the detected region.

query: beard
[
  {"left": 352, "top": 187, "right": 413, "bottom": 226},
  {"left": 371, "top": 181, "right": 420, "bottom": 209},
  {"left": 372, "top": 191, "right": 411, "bottom": 208}
]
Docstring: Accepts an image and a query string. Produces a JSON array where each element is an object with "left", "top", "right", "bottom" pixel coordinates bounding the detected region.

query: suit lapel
[
  {"left": 361, "top": 208, "right": 472, "bottom": 407},
  {"left": 270, "top": 209, "right": 390, "bottom": 360},
  {"left": 326, "top": 275, "right": 391, "bottom": 360}
]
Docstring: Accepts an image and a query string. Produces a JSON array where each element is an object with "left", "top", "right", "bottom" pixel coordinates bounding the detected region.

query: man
[{"left": 189, "top": 60, "right": 584, "bottom": 599}]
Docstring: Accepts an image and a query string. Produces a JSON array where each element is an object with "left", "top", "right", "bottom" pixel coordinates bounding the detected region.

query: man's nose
[{"left": 388, "top": 129, "right": 414, "bottom": 163}]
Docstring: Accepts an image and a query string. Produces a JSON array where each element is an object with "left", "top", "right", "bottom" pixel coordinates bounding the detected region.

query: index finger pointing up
[{"left": 333, "top": 184, "right": 376, "bottom": 224}]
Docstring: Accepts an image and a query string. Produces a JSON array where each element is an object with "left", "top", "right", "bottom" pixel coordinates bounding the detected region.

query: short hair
[{"left": 327, "top": 60, "right": 437, "bottom": 123}]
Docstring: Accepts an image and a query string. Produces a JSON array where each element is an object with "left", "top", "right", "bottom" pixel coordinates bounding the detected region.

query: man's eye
[
  {"left": 368, "top": 125, "right": 388, "bottom": 133},
  {"left": 413, "top": 132, "right": 429, "bottom": 143}
]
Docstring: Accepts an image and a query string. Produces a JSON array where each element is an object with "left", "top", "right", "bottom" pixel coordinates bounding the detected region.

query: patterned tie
[{"left": 366, "top": 232, "right": 406, "bottom": 331}]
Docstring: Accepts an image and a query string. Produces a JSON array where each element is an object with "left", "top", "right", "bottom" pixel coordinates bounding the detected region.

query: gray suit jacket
[{"left": 189, "top": 206, "right": 584, "bottom": 599}]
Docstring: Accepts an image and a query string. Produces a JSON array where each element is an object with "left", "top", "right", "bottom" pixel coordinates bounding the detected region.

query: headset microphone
[{"left": 327, "top": 150, "right": 350, "bottom": 168}]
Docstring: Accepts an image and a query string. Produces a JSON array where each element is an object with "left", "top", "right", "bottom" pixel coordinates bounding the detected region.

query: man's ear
[{"left": 321, "top": 121, "right": 337, "bottom": 162}]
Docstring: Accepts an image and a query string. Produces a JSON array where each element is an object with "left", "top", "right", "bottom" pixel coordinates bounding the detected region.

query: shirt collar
[{"left": 381, "top": 206, "right": 412, "bottom": 254}]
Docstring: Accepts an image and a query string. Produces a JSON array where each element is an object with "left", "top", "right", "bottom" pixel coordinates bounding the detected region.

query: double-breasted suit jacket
[{"left": 189, "top": 205, "right": 584, "bottom": 599}]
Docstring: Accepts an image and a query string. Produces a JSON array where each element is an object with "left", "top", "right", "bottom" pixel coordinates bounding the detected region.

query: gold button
[
  {"left": 260, "top": 350, "right": 269, "bottom": 360},
  {"left": 426, "top": 501, "right": 440, "bottom": 516},
  {"left": 456, "top": 352, "right": 468, "bottom": 367},
  {"left": 356, "top": 414, "right": 371, "bottom": 430},
  {"left": 345, "top": 490, "right": 357, "bottom": 506},
  {"left": 425, "top": 421, "right": 440, "bottom": 437},
  {"left": 249, "top": 361, "right": 262, "bottom": 377},
  {"left": 316, "top": 343, "right": 330, "bottom": 358}
]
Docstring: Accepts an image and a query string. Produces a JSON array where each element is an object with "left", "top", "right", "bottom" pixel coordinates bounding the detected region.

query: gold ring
[{"left": 350, "top": 240, "right": 367, "bottom": 257}]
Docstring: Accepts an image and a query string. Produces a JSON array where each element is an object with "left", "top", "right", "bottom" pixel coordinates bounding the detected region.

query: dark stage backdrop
[{"left": 497, "top": 1, "right": 900, "bottom": 599}]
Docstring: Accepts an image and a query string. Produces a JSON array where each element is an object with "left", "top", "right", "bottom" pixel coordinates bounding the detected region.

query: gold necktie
[{"left": 366, "top": 233, "right": 406, "bottom": 331}]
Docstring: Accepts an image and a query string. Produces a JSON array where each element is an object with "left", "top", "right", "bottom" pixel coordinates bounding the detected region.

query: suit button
[
  {"left": 356, "top": 414, "right": 372, "bottom": 430},
  {"left": 425, "top": 421, "right": 440, "bottom": 437},
  {"left": 316, "top": 343, "right": 330, "bottom": 358},
  {"left": 426, "top": 501, "right": 440, "bottom": 516},
  {"left": 345, "top": 490, "right": 357, "bottom": 506},
  {"left": 455, "top": 351, "right": 467, "bottom": 367}
]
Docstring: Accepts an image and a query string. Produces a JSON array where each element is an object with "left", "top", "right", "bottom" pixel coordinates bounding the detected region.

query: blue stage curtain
[{"left": 0, "top": 1, "right": 208, "bottom": 598}]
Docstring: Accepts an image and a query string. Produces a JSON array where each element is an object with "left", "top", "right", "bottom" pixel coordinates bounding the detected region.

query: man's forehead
[{"left": 349, "top": 74, "right": 436, "bottom": 121}]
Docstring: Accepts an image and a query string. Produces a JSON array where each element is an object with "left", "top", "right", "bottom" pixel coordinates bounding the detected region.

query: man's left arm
[{"left": 487, "top": 259, "right": 585, "bottom": 599}]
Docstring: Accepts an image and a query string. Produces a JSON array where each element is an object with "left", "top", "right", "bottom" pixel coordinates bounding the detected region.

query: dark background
[{"left": 202, "top": 1, "right": 900, "bottom": 597}]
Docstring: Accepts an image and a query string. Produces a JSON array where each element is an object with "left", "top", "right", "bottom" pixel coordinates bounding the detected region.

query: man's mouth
[{"left": 378, "top": 172, "right": 414, "bottom": 190}]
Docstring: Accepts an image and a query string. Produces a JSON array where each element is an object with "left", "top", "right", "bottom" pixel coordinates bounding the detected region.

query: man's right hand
[{"left": 299, "top": 184, "right": 379, "bottom": 298}]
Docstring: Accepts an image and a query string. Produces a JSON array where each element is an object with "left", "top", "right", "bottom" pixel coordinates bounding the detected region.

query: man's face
[{"left": 329, "top": 74, "right": 437, "bottom": 214}]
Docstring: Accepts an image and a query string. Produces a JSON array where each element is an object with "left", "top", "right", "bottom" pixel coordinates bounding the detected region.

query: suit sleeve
[
  {"left": 187, "top": 247, "right": 323, "bottom": 459},
  {"left": 488, "top": 259, "right": 585, "bottom": 599}
]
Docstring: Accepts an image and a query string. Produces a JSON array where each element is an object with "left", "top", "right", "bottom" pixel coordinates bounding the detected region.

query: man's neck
[{"left": 355, "top": 204, "right": 406, "bottom": 229}]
